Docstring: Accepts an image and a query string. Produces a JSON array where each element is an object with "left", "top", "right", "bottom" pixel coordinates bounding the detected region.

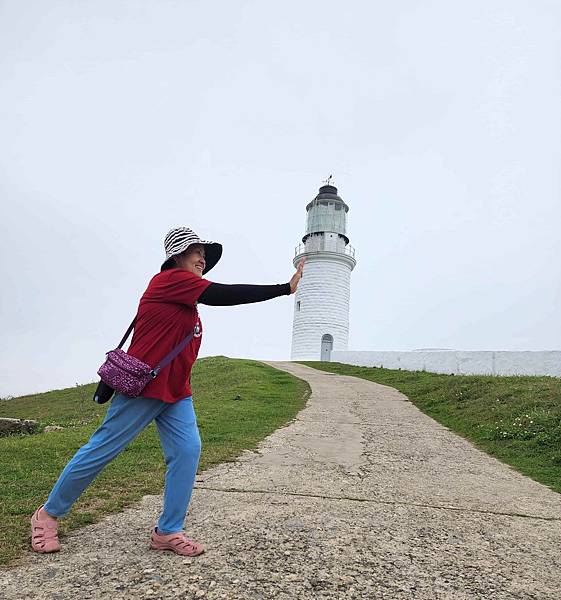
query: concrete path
[{"left": 2, "top": 362, "right": 561, "bottom": 599}]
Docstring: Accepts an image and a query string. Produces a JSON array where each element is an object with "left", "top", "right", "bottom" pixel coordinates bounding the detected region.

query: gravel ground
[{"left": 1, "top": 361, "right": 561, "bottom": 600}]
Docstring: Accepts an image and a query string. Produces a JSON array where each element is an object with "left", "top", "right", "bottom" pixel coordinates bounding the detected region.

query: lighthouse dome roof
[{"left": 306, "top": 185, "right": 349, "bottom": 213}]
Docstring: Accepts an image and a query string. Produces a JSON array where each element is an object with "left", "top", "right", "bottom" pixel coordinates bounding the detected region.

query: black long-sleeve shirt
[{"left": 198, "top": 282, "right": 291, "bottom": 306}]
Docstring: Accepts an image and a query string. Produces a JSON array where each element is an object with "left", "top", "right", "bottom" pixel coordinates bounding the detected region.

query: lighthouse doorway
[{"left": 321, "top": 334, "right": 334, "bottom": 361}]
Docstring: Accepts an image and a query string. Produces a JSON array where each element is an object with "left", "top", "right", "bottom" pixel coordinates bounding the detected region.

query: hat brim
[{"left": 161, "top": 241, "right": 222, "bottom": 275}]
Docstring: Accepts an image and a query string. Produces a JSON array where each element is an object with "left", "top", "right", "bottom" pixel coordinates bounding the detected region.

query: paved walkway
[{"left": 2, "top": 362, "right": 561, "bottom": 599}]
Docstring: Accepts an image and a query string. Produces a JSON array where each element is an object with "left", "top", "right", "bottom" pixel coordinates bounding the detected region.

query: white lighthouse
[{"left": 290, "top": 182, "right": 357, "bottom": 361}]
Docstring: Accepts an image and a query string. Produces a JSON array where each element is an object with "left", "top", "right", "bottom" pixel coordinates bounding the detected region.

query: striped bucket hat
[{"left": 161, "top": 227, "right": 222, "bottom": 274}]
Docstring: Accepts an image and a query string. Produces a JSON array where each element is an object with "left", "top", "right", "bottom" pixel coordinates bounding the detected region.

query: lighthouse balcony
[{"left": 294, "top": 241, "right": 356, "bottom": 259}]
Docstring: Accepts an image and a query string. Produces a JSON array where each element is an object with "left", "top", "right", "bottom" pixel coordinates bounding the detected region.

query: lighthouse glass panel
[{"left": 306, "top": 201, "right": 347, "bottom": 236}]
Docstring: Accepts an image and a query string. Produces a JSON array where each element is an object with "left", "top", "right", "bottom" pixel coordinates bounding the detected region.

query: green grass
[
  {"left": 300, "top": 361, "right": 561, "bottom": 494},
  {"left": 0, "top": 357, "right": 310, "bottom": 566}
]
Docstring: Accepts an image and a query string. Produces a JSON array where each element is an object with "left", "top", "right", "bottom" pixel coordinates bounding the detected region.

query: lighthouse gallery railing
[{"left": 294, "top": 242, "right": 356, "bottom": 258}]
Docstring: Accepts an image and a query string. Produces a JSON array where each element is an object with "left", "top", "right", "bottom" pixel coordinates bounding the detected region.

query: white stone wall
[
  {"left": 291, "top": 253, "right": 354, "bottom": 360},
  {"left": 331, "top": 350, "right": 561, "bottom": 377}
]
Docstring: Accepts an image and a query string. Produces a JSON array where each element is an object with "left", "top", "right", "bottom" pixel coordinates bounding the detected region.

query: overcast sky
[{"left": 1, "top": 0, "right": 560, "bottom": 397}]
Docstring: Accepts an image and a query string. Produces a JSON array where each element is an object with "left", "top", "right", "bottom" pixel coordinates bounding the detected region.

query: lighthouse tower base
[{"left": 290, "top": 252, "right": 355, "bottom": 361}]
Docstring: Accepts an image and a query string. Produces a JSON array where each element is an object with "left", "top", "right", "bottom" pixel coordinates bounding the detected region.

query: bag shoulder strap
[
  {"left": 152, "top": 331, "right": 195, "bottom": 376},
  {"left": 117, "top": 318, "right": 137, "bottom": 349}
]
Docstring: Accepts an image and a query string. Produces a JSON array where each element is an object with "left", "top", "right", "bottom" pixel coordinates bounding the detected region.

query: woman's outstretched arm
[
  {"left": 198, "top": 282, "right": 290, "bottom": 306},
  {"left": 197, "top": 258, "right": 305, "bottom": 306}
]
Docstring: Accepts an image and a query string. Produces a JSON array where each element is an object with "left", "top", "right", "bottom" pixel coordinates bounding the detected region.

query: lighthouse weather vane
[{"left": 323, "top": 174, "right": 334, "bottom": 186}]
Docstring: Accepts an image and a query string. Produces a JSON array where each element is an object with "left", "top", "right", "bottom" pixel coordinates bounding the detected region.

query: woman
[{"left": 31, "top": 226, "right": 304, "bottom": 557}]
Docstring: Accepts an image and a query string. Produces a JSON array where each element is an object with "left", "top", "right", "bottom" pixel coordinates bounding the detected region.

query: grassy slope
[
  {"left": 0, "top": 357, "right": 310, "bottom": 565},
  {"left": 300, "top": 361, "right": 561, "bottom": 494}
]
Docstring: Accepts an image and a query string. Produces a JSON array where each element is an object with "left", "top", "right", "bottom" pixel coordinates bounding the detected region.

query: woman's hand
[{"left": 289, "top": 259, "right": 305, "bottom": 294}]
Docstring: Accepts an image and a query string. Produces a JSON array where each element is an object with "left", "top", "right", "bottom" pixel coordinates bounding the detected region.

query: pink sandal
[
  {"left": 150, "top": 528, "right": 204, "bottom": 557},
  {"left": 31, "top": 506, "right": 61, "bottom": 553}
]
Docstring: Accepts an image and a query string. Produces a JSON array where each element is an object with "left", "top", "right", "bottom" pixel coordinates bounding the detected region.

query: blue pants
[{"left": 44, "top": 393, "right": 201, "bottom": 534}]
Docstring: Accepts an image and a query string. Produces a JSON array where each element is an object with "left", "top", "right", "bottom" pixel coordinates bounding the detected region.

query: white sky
[{"left": 1, "top": 0, "right": 560, "bottom": 397}]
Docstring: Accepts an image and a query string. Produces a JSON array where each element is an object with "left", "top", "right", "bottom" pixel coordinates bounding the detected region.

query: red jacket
[{"left": 127, "top": 269, "right": 212, "bottom": 403}]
